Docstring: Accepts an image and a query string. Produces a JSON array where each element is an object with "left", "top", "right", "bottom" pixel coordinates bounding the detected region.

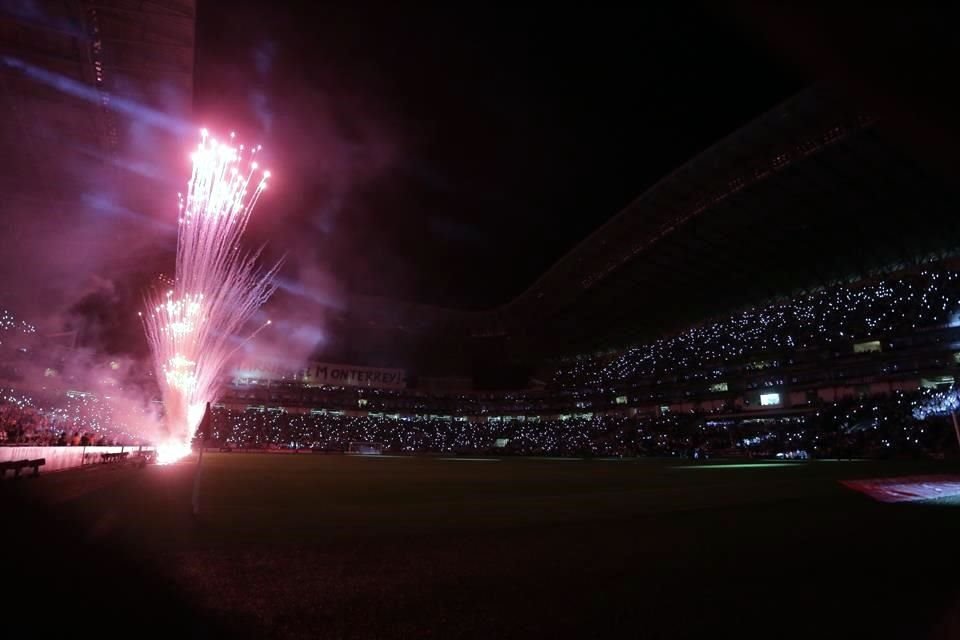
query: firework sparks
[{"left": 142, "top": 130, "right": 279, "bottom": 463}]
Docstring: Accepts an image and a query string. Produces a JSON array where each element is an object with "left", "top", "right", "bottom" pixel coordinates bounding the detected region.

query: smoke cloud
[{"left": 0, "top": 1, "right": 404, "bottom": 443}]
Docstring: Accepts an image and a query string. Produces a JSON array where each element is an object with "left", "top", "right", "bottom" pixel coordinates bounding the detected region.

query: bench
[
  {"left": 0, "top": 458, "right": 45, "bottom": 479},
  {"left": 99, "top": 452, "right": 130, "bottom": 464}
]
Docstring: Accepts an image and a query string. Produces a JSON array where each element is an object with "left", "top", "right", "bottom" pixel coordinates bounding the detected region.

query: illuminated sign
[
  {"left": 760, "top": 392, "right": 781, "bottom": 406},
  {"left": 853, "top": 340, "right": 882, "bottom": 354}
]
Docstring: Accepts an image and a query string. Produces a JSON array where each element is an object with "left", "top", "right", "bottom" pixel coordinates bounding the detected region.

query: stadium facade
[{"left": 4, "top": 2, "right": 960, "bottom": 452}]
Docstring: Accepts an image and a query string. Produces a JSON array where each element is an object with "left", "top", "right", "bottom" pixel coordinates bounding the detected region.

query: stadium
[{"left": 3, "top": 3, "right": 960, "bottom": 639}]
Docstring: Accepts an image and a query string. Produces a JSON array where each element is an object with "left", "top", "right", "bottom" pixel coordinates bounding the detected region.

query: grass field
[{"left": 7, "top": 454, "right": 960, "bottom": 639}]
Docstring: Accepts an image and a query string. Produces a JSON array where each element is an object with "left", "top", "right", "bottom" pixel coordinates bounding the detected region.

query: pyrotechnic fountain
[{"left": 142, "top": 129, "right": 278, "bottom": 464}]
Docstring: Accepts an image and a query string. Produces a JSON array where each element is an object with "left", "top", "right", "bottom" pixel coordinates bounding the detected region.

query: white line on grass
[{"left": 355, "top": 454, "right": 411, "bottom": 459}]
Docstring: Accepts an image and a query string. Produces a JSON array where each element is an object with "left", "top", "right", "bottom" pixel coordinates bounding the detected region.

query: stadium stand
[
  {"left": 550, "top": 267, "right": 960, "bottom": 388},
  {"left": 3, "top": 63, "right": 960, "bottom": 460},
  {"left": 5, "top": 263, "right": 960, "bottom": 460},
  {"left": 198, "top": 387, "right": 950, "bottom": 460}
]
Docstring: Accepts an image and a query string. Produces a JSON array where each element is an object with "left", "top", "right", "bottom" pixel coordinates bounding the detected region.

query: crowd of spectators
[
  {"left": 707, "top": 390, "right": 952, "bottom": 459},
  {"left": 0, "top": 388, "right": 142, "bottom": 446},
  {"left": 5, "top": 385, "right": 950, "bottom": 458},
  {"left": 5, "top": 268, "right": 960, "bottom": 458},
  {"left": 210, "top": 409, "right": 623, "bottom": 456},
  {"left": 203, "top": 388, "right": 954, "bottom": 459},
  {"left": 1, "top": 391, "right": 52, "bottom": 444},
  {"left": 553, "top": 269, "right": 960, "bottom": 387}
]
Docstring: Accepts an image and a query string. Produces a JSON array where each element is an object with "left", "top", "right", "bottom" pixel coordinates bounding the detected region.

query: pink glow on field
[{"left": 842, "top": 475, "right": 960, "bottom": 503}]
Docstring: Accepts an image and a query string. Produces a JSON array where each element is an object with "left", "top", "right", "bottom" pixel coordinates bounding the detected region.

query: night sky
[
  {"left": 4, "top": 2, "right": 958, "bottom": 362},
  {"left": 194, "top": 2, "right": 806, "bottom": 309}
]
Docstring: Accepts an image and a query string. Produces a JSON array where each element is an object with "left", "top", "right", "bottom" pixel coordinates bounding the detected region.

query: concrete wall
[{"left": 0, "top": 446, "right": 153, "bottom": 473}]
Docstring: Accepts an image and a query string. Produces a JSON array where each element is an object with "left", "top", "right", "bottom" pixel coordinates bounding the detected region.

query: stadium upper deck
[{"left": 323, "top": 85, "right": 960, "bottom": 372}]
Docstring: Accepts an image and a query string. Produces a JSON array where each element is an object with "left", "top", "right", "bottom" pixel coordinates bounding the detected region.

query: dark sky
[{"left": 194, "top": 2, "right": 806, "bottom": 310}]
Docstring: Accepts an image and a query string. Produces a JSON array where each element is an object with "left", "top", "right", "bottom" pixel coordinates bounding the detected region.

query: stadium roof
[
  {"left": 323, "top": 84, "right": 960, "bottom": 369},
  {"left": 493, "top": 85, "right": 960, "bottom": 358},
  {"left": 3, "top": 5, "right": 958, "bottom": 376}
]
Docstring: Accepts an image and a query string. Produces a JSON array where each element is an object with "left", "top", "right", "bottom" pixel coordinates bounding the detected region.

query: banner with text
[{"left": 307, "top": 363, "right": 407, "bottom": 389}]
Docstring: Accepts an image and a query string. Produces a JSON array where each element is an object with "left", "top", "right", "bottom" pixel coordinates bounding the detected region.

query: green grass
[{"left": 16, "top": 454, "right": 960, "bottom": 639}]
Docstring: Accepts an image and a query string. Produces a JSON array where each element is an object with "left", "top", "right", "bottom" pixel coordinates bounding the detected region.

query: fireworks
[{"left": 142, "top": 129, "right": 279, "bottom": 463}]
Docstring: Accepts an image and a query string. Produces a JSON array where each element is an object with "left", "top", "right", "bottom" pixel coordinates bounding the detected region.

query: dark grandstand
[
  {"left": 5, "top": 3, "right": 960, "bottom": 639},
  {"left": 228, "top": 85, "right": 960, "bottom": 380},
  {"left": 2, "top": 0, "right": 960, "bottom": 475}
]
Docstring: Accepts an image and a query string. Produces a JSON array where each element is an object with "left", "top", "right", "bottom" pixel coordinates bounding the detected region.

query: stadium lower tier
[
  {"left": 202, "top": 389, "right": 954, "bottom": 459},
  {"left": 2, "top": 384, "right": 958, "bottom": 459}
]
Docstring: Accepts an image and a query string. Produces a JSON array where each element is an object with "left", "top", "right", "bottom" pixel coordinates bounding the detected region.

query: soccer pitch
[{"left": 8, "top": 454, "right": 960, "bottom": 639}]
